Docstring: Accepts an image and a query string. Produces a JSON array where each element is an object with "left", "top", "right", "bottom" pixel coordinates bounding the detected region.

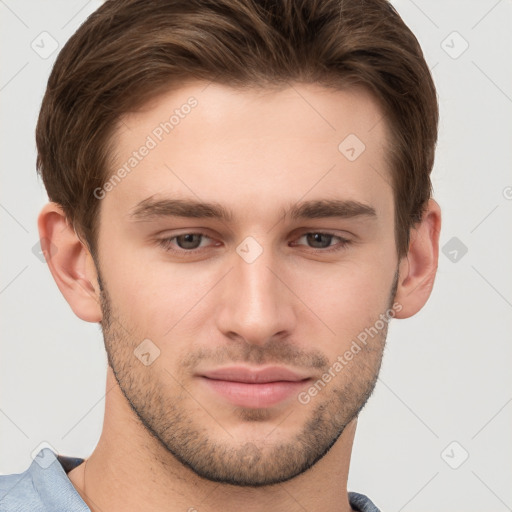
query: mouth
[{"left": 198, "top": 366, "right": 312, "bottom": 408}]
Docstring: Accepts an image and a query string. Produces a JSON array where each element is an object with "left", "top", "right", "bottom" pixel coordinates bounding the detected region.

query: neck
[{"left": 69, "top": 369, "right": 357, "bottom": 512}]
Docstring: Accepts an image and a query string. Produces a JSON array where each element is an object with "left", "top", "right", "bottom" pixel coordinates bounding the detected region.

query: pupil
[
  {"left": 179, "top": 234, "right": 200, "bottom": 249},
  {"left": 308, "top": 233, "right": 330, "bottom": 248}
]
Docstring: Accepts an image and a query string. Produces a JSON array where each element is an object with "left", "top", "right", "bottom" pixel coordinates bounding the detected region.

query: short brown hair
[{"left": 36, "top": 0, "right": 438, "bottom": 260}]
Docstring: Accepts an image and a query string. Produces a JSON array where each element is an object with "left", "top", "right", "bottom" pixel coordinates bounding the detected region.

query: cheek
[
  {"left": 288, "top": 253, "right": 396, "bottom": 349},
  {"left": 301, "top": 269, "right": 387, "bottom": 329},
  {"left": 98, "top": 212, "right": 397, "bottom": 345},
  {"left": 102, "top": 256, "right": 221, "bottom": 339}
]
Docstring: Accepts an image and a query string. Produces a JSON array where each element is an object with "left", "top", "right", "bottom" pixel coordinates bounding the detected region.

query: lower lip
[{"left": 200, "top": 377, "right": 310, "bottom": 408}]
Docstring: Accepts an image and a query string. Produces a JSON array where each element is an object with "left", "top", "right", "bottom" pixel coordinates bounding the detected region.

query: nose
[{"left": 215, "top": 243, "right": 297, "bottom": 347}]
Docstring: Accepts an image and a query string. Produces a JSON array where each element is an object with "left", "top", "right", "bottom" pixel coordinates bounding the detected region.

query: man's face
[{"left": 95, "top": 82, "right": 400, "bottom": 486}]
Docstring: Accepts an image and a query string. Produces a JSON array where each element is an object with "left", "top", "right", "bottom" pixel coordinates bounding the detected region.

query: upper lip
[{"left": 200, "top": 366, "right": 310, "bottom": 383}]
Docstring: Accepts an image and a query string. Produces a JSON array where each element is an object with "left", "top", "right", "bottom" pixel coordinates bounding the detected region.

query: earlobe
[
  {"left": 393, "top": 198, "right": 442, "bottom": 319},
  {"left": 37, "top": 202, "right": 103, "bottom": 323}
]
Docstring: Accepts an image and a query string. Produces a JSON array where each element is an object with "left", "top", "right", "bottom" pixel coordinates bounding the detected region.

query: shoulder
[
  {"left": 0, "top": 448, "right": 88, "bottom": 512},
  {"left": 349, "top": 491, "right": 382, "bottom": 512},
  {"left": 0, "top": 459, "right": 44, "bottom": 511}
]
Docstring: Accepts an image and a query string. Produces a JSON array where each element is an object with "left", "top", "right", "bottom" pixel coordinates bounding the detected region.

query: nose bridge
[{"left": 216, "top": 239, "right": 295, "bottom": 345}]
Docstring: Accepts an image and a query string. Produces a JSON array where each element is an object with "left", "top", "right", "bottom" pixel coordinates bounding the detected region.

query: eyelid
[
  {"left": 156, "top": 231, "right": 216, "bottom": 253},
  {"left": 291, "top": 232, "right": 352, "bottom": 252},
  {"left": 156, "top": 229, "right": 352, "bottom": 256}
]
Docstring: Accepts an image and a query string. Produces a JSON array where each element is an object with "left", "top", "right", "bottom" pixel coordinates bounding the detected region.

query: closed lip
[{"left": 199, "top": 366, "right": 311, "bottom": 383}]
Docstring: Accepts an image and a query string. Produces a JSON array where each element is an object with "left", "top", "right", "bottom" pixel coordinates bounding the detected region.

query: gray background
[{"left": 1, "top": 1, "right": 511, "bottom": 510}]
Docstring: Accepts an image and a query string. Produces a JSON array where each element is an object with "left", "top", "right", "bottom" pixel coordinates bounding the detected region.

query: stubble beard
[{"left": 97, "top": 268, "right": 398, "bottom": 487}]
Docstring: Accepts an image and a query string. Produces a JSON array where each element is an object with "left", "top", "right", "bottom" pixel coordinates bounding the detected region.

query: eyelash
[{"left": 156, "top": 231, "right": 352, "bottom": 256}]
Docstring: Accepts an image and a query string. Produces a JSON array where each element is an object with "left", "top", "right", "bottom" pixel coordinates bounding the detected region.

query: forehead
[
  {"left": 118, "top": 80, "right": 389, "bottom": 146},
  {"left": 105, "top": 81, "right": 393, "bottom": 226}
]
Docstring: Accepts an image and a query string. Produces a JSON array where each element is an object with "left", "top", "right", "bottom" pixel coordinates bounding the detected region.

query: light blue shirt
[{"left": 0, "top": 447, "right": 381, "bottom": 511}]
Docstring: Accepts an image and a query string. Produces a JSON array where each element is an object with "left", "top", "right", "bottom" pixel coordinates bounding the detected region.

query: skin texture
[{"left": 39, "top": 81, "right": 441, "bottom": 512}]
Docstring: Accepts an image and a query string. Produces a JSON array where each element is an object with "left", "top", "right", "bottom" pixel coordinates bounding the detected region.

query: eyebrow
[{"left": 129, "top": 196, "right": 377, "bottom": 223}]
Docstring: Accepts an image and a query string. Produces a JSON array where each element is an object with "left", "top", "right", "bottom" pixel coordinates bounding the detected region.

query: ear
[
  {"left": 37, "top": 202, "right": 102, "bottom": 323},
  {"left": 394, "top": 198, "right": 442, "bottom": 319}
]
